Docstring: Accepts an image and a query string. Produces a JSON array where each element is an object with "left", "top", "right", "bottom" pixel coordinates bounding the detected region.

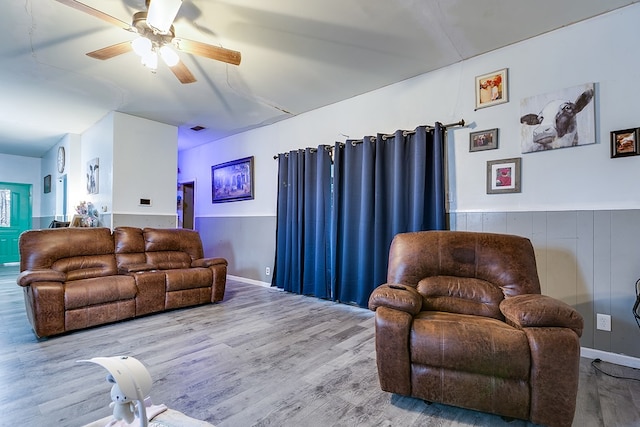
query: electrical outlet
[
  {"left": 265, "top": 267, "right": 271, "bottom": 276},
  {"left": 596, "top": 313, "right": 611, "bottom": 331}
]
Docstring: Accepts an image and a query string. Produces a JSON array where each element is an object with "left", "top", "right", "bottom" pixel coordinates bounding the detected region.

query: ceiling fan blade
[
  {"left": 169, "top": 60, "right": 197, "bottom": 84},
  {"left": 86, "top": 41, "right": 133, "bottom": 60},
  {"left": 173, "top": 38, "right": 241, "bottom": 66},
  {"left": 55, "top": 0, "right": 134, "bottom": 32}
]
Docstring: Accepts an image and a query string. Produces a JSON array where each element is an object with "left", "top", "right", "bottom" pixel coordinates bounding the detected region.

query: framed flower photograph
[
  {"left": 475, "top": 68, "right": 508, "bottom": 110},
  {"left": 611, "top": 128, "right": 640, "bottom": 158},
  {"left": 487, "top": 157, "right": 521, "bottom": 194},
  {"left": 469, "top": 128, "right": 499, "bottom": 152}
]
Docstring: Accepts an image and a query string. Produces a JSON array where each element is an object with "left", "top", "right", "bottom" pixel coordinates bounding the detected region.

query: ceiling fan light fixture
[
  {"left": 132, "top": 36, "right": 152, "bottom": 56},
  {"left": 159, "top": 45, "right": 180, "bottom": 66},
  {"left": 146, "top": 0, "right": 182, "bottom": 34},
  {"left": 141, "top": 50, "right": 158, "bottom": 70}
]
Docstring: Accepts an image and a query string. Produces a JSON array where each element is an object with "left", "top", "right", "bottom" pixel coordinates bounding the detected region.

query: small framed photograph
[
  {"left": 43, "top": 175, "right": 51, "bottom": 194},
  {"left": 611, "top": 128, "right": 640, "bottom": 158},
  {"left": 487, "top": 157, "right": 521, "bottom": 194},
  {"left": 211, "top": 156, "right": 255, "bottom": 203},
  {"left": 470, "top": 128, "right": 499, "bottom": 152},
  {"left": 475, "top": 68, "right": 508, "bottom": 110}
]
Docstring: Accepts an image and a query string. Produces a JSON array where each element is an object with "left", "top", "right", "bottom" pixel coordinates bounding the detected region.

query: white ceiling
[{"left": 1, "top": 0, "right": 637, "bottom": 158}]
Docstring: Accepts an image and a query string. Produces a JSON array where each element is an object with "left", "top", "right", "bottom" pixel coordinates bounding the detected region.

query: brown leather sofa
[
  {"left": 368, "top": 231, "right": 584, "bottom": 427},
  {"left": 17, "top": 227, "right": 227, "bottom": 338}
]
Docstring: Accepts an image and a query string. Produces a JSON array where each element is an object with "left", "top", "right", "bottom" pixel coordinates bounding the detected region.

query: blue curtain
[
  {"left": 330, "top": 124, "right": 446, "bottom": 306},
  {"left": 272, "top": 146, "right": 332, "bottom": 298}
]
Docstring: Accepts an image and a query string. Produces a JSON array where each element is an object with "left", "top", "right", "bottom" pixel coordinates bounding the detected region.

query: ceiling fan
[{"left": 55, "top": 0, "right": 241, "bottom": 84}]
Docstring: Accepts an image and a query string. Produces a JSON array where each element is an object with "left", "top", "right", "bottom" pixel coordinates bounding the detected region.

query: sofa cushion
[
  {"left": 19, "top": 227, "right": 115, "bottom": 271},
  {"left": 410, "top": 311, "right": 530, "bottom": 380},
  {"left": 143, "top": 228, "right": 204, "bottom": 260},
  {"left": 114, "top": 227, "right": 147, "bottom": 271},
  {"left": 114, "top": 227, "right": 146, "bottom": 253},
  {"left": 65, "top": 276, "right": 137, "bottom": 310},
  {"left": 164, "top": 268, "right": 212, "bottom": 292},
  {"left": 53, "top": 254, "right": 118, "bottom": 281},
  {"left": 146, "top": 251, "right": 192, "bottom": 270},
  {"left": 417, "top": 276, "right": 504, "bottom": 320}
]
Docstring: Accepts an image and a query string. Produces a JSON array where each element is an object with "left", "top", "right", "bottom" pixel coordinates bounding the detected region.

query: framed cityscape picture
[{"left": 211, "top": 156, "right": 255, "bottom": 203}]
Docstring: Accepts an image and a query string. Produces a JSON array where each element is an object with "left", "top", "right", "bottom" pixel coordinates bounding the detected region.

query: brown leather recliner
[{"left": 368, "top": 231, "right": 584, "bottom": 427}]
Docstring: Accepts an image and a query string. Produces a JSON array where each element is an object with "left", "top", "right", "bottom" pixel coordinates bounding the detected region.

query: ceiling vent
[{"left": 190, "top": 125, "right": 206, "bottom": 131}]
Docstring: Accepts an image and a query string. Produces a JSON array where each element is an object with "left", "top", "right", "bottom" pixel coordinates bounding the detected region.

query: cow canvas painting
[
  {"left": 86, "top": 158, "right": 99, "bottom": 194},
  {"left": 520, "top": 83, "right": 595, "bottom": 153}
]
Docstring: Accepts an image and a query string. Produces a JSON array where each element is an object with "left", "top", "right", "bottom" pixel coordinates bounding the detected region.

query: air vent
[{"left": 190, "top": 125, "right": 206, "bottom": 132}]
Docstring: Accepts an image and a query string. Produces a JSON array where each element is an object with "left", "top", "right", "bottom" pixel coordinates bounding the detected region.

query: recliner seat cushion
[
  {"left": 64, "top": 276, "right": 137, "bottom": 309},
  {"left": 165, "top": 268, "right": 212, "bottom": 292},
  {"left": 410, "top": 364, "right": 531, "bottom": 420},
  {"left": 410, "top": 311, "right": 530, "bottom": 380}
]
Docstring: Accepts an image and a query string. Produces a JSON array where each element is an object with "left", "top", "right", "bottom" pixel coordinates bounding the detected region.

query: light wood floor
[{"left": 1, "top": 265, "right": 640, "bottom": 427}]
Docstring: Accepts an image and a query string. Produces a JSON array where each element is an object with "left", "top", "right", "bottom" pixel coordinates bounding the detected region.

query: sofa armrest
[
  {"left": 368, "top": 284, "right": 422, "bottom": 316},
  {"left": 118, "top": 263, "right": 157, "bottom": 274},
  {"left": 192, "top": 257, "right": 228, "bottom": 268},
  {"left": 500, "top": 294, "right": 584, "bottom": 337},
  {"left": 17, "top": 269, "right": 66, "bottom": 287}
]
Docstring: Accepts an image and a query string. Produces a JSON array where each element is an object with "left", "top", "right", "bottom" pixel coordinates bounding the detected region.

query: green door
[{"left": 0, "top": 182, "right": 32, "bottom": 264}]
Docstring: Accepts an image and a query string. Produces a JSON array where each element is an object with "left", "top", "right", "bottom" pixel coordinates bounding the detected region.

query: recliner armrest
[
  {"left": 17, "top": 269, "right": 66, "bottom": 287},
  {"left": 500, "top": 294, "right": 584, "bottom": 337},
  {"left": 368, "top": 284, "right": 422, "bottom": 315},
  {"left": 192, "top": 258, "right": 228, "bottom": 268}
]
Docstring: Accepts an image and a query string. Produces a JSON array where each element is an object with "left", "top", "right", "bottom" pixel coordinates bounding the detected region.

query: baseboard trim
[
  {"left": 228, "top": 275, "right": 272, "bottom": 288},
  {"left": 581, "top": 347, "right": 640, "bottom": 369}
]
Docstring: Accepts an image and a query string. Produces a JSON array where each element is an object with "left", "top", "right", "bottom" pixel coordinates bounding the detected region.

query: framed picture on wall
[
  {"left": 486, "top": 157, "right": 521, "bottom": 194},
  {"left": 43, "top": 175, "right": 51, "bottom": 194},
  {"left": 475, "top": 68, "right": 508, "bottom": 110},
  {"left": 86, "top": 157, "right": 99, "bottom": 194},
  {"left": 469, "top": 128, "right": 499, "bottom": 152},
  {"left": 211, "top": 156, "right": 255, "bottom": 203},
  {"left": 611, "top": 128, "right": 640, "bottom": 158},
  {"left": 520, "top": 83, "right": 595, "bottom": 154}
]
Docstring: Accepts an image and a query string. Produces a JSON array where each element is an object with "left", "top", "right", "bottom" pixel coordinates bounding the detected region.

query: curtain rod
[{"left": 273, "top": 119, "right": 465, "bottom": 159}]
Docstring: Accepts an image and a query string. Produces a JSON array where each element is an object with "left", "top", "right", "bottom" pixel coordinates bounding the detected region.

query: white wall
[
  {"left": 112, "top": 112, "right": 178, "bottom": 215},
  {"left": 79, "top": 112, "right": 114, "bottom": 215},
  {"left": 180, "top": 5, "right": 640, "bottom": 217},
  {"left": 72, "top": 111, "right": 178, "bottom": 227}
]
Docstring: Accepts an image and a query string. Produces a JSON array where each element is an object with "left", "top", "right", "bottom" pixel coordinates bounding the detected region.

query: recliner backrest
[
  {"left": 387, "top": 231, "right": 541, "bottom": 299},
  {"left": 142, "top": 228, "right": 204, "bottom": 270},
  {"left": 19, "top": 227, "right": 117, "bottom": 280},
  {"left": 114, "top": 226, "right": 147, "bottom": 271}
]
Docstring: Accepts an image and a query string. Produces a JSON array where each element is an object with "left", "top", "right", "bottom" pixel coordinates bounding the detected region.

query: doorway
[
  {"left": 182, "top": 182, "right": 195, "bottom": 229},
  {"left": 0, "top": 182, "right": 32, "bottom": 264}
]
